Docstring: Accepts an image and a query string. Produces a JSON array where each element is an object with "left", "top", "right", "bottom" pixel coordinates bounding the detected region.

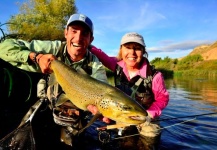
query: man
[{"left": 0, "top": 13, "right": 111, "bottom": 149}]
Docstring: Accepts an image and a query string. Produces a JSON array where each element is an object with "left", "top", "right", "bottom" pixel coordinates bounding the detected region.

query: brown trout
[{"left": 50, "top": 60, "right": 147, "bottom": 125}]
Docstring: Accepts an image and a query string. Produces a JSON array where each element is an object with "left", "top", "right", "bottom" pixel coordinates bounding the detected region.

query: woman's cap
[
  {"left": 66, "top": 13, "right": 93, "bottom": 33},
  {"left": 120, "top": 32, "right": 146, "bottom": 47}
]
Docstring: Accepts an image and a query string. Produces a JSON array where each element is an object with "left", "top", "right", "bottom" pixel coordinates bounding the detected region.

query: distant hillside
[
  {"left": 189, "top": 41, "right": 217, "bottom": 60},
  {"left": 151, "top": 40, "right": 217, "bottom": 77}
]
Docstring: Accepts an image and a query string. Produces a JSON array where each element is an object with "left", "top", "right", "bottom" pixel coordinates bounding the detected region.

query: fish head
[{"left": 98, "top": 90, "right": 147, "bottom": 125}]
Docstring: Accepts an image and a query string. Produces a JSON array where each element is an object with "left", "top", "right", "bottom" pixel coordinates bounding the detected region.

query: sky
[{"left": 0, "top": 0, "right": 217, "bottom": 61}]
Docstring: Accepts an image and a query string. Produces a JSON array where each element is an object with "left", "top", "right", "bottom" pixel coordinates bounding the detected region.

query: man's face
[{"left": 64, "top": 22, "right": 94, "bottom": 62}]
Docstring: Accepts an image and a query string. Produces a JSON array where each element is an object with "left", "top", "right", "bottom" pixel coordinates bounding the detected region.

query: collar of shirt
[
  {"left": 117, "top": 58, "right": 148, "bottom": 80},
  {"left": 63, "top": 46, "right": 88, "bottom": 69}
]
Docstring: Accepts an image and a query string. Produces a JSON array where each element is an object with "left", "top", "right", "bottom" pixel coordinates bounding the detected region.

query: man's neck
[
  {"left": 66, "top": 48, "right": 87, "bottom": 62},
  {"left": 69, "top": 54, "right": 84, "bottom": 62}
]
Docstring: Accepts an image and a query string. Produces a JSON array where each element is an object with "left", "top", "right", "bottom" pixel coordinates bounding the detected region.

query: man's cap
[
  {"left": 66, "top": 14, "right": 94, "bottom": 33},
  {"left": 120, "top": 32, "right": 146, "bottom": 47}
]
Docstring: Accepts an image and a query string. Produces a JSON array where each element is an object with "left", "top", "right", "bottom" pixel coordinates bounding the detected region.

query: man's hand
[
  {"left": 87, "top": 104, "right": 111, "bottom": 124},
  {"left": 87, "top": 104, "right": 98, "bottom": 115},
  {"left": 37, "top": 54, "right": 57, "bottom": 74},
  {"left": 29, "top": 52, "right": 57, "bottom": 74}
]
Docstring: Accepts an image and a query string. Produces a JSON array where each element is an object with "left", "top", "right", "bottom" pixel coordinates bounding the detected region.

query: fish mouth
[{"left": 129, "top": 116, "right": 146, "bottom": 121}]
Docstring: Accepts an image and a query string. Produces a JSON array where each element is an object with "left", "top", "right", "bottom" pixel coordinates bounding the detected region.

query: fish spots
[
  {"left": 99, "top": 98, "right": 132, "bottom": 112},
  {"left": 99, "top": 99, "right": 110, "bottom": 109}
]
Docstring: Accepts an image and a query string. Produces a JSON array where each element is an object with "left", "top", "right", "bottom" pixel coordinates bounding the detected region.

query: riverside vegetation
[{"left": 106, "top": 41, "right": 217, "bottom": 78}]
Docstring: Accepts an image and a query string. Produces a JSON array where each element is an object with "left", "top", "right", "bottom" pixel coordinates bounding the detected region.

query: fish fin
[
  {"left": 55, "top": 93, "right": 69, "bottom": 106},
  {"left": 76, "top": 67, "right": 88, "bottom": 75},
  {"left": 60, "top": 127, "right": 72, "bottom": 146},
  {"left": 48, "top": 73, "right": 58, "bottom": 86},
  {"left": 90, "top": 113, "right": 102, "bottom": 124},
  {"left": 78, "top": 112, "right": 102, "bottom": 135}
]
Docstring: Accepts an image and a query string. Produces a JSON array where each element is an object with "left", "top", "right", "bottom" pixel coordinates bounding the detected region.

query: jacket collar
[{"left": 117, "top": 57, "right": 148, "bottom": 79}]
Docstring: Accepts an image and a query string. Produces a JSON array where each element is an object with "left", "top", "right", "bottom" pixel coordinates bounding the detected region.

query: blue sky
[{"left": 1, "top": 0, "right": 217, "bottom": 60}]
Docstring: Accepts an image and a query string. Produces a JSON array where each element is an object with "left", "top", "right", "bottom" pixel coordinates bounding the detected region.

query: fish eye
[{"left": 120, "top": 104, "right": 131, "bottom": 111}]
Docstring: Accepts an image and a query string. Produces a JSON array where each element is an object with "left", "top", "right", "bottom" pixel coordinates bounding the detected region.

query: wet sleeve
[
  {"left": 0, "top": 39, "right": 31, "bottom": 64},
  {"left": 146, "top": 72, "right": 169, "bottom": 118},
  {"left": 0, "top": 39, "right": 61, "bottom": 72}
]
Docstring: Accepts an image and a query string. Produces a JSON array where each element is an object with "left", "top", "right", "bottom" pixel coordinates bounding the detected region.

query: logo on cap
[
  {"left": 120, "top": 32, "right": 145, "bottom": 47},
  {"left": 78, "top": 14, "right": 86, "bottom": 22},
  {"left": 126, "top": 33, "right": 143, "bottom": 39},
  {"left": 66, "top": 14, "right": 93, "bottom": 33}
]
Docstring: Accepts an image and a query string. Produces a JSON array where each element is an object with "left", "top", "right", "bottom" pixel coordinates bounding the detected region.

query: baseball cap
[
  {"left": 120, "top": 32, "right": 146, "bottom": 47},
  {"left": 66, "top": 13, "right": 94, "bottom": 33}
]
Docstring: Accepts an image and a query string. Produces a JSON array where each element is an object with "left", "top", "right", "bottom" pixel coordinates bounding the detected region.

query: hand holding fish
[
  {"left": 50, "top": 60, "right": 148, "bottom": 125},
  {"left": 37, "top": 54, "right": 57, "bottom": 74},
  {"left": 87, "top": 104, "right": 111, "bottom": 124}
]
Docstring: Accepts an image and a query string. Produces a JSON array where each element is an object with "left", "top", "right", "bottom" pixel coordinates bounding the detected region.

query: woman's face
[{"left": 121, "top": 43, "right": 144, "bottom": 69}]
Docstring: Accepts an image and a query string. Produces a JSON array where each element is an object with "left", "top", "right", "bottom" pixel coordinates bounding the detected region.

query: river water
[
  {"left": 1, "top": 69, "right": 216, "bottom": 149},
  {"left": 159, "top": 76, "right": 217, "bottom": 150}
]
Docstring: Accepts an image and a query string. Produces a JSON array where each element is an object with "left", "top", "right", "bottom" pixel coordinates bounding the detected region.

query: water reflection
[
  {"left": 108, "top": 75, "right": 217, "bottom": 149},
  {"left": 165, "top": 76, "right": 217, "bottom": 106},
  {"left": 161, "top": 76, "right": 217, "bottom": 149}
]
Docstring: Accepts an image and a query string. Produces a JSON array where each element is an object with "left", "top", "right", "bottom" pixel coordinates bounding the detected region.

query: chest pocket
[
  {"left": 131, "top": 75, "right": 154, "bottom": 109},
  {"left": 115, "top": 64, "right": 157, "bottom": 109}
]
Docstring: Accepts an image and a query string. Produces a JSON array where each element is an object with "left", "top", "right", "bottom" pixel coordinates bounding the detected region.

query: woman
[{"left": 90, "top": 32, "right": 169, "bottom": 149}]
